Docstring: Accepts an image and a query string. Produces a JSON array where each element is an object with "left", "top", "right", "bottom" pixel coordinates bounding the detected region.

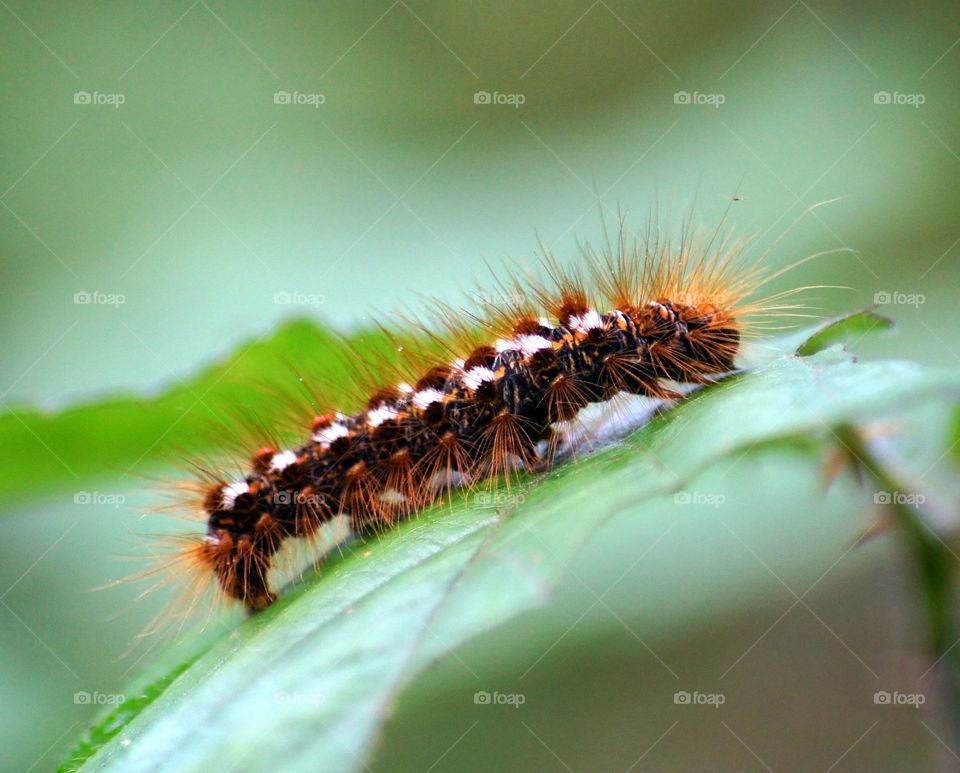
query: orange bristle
[{"left": 125, "top": 204, "right": 835, "bottom": 635}]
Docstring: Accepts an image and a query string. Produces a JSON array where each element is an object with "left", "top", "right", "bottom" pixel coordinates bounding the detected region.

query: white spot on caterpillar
[
  {"left": 552, "top": 391, "right": 691, "bottom": 459},
  {"left": 539, "top": 317, "right": 551, "bottom": 328},
  {"left": 428, "top": 470, "right": 470, "bottom": 490},
  {"left": 379, "top": 488, "right": 407, "bottom": 505},
  {"left": 495, "top": 338, "right": 516, "bottom": 353},
  {"left": 398, "top": 382, "right": 413, "bottom": 394},
  {"left": 413, "top": 388, "right": 444, "bottom": 410},
  {"left": 515, "top": 334, "right": 552, "bottom": 356},
  {"left": 313, "top": 422, "right": 349, "bottom": 446},
  {"left": 270, "top": 449, "right": 298, "bottom": 471},
  {"left": 503, "top": 453, "right": 527, "bottom": 472},
  {"left": 367, "top": 405, "right": 398, "bottom": 427},
  {"left": 221, "top": 480, "right": 249, "bottom": 510},
  {"left": 453, "top": 358, "right": 466, "bottom": 370},
  {"left": 569, "top": 309, "right": 603, "bottom": 333},
  {"left": 463, "top": 366, "right": 496, "bottom": 391}
]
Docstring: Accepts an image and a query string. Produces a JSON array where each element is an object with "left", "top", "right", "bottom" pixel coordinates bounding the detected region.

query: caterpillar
[{"left": 145, "top": 208, "right": 812, "bottom": 626}]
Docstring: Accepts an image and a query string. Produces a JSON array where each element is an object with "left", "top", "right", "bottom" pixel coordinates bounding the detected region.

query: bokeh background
[{"left": 1, "top": 1, "right": 958, "bottom": 770}]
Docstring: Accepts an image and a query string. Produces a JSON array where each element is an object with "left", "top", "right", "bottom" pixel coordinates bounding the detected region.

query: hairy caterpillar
[{"left": 144, "top": 208, "right": 814, "bottom": 626}]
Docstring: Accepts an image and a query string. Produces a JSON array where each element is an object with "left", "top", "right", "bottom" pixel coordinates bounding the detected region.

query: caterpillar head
[
  {"left": 678, "top": 303, "right": 741, "bottom": 371},
  {"left": 202, "top": 479, "right": 279, "bottom": 612}
]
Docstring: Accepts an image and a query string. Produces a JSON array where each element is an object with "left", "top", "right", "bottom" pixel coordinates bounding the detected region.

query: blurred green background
[{"left": 1, "top": 1, "right": 958, "bottom": 770}]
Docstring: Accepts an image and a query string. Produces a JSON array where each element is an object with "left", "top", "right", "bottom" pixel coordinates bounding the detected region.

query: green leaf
[
  {"left": 0, "top": 307, "right": 890, "bottom": 507},
  {"left": 58, "top": 661, "right": 196, "bottom": 773},
  {"left": 61, "top": 311, "right": 960, "bottom": 771},
  {"left": 797, "top": 309, "right": 894, "bottom": 356},
  {"left": 0, "top": 320, "right": 419, "bottom": 506},
  {"left": 951, "top": 404, "right": 960, "bottom": 465},
  {"left": 774, "top": 308, "right": 893, "bottom": 358}
]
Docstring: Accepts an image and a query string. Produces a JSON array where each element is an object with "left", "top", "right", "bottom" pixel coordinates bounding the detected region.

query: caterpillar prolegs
[{"left": 151, "top": 216, "right": 805, "bottom": 620}]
